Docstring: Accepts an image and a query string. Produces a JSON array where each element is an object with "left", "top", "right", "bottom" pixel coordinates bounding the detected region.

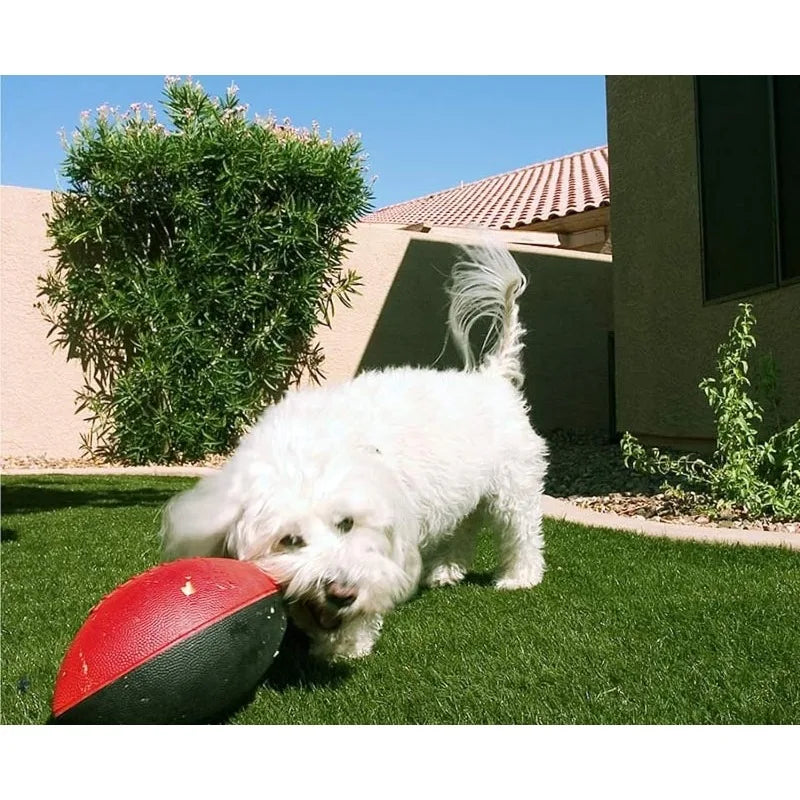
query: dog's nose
[{"left": 325, "top": 582, "right": 358, "bottom": 609}]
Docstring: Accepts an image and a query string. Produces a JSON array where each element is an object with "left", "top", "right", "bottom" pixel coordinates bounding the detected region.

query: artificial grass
[{"left": 1, "top": 474, "right": 798, "bottom": 725}]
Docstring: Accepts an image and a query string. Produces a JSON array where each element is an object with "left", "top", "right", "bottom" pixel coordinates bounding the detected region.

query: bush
[
  {"left": 38, "top": 78, "right": 372, "bottom": 464},
  {"left": 620, "top": 303, "right": 800, "bottom": 520}
]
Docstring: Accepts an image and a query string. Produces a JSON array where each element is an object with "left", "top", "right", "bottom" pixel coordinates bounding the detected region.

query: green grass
[{"left": 2, "top": 475, "right": 799, "bottom": 724}]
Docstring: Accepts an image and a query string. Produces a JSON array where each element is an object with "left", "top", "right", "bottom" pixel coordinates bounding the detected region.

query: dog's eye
[
  {"left": 278, "top": 534, "right": 305, "bottom": 550},
  {"left": 337, "top": 517, "right": 354, "bottom": 533}
]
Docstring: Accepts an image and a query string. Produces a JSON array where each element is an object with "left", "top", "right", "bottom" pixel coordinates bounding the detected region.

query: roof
[{"left": 361, "top": 145, "right": 609, "bottom": 230}]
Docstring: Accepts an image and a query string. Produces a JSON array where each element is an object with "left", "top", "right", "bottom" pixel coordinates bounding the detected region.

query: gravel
[
  {"left": 0, "top": 453, "right": 227, "bottom": 470},
  {"left": 544, "top": 430, "right": 664, "bottom": 498}
]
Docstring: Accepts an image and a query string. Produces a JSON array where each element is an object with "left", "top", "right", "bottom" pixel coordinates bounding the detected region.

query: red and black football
[{"left": 52, "top": 558, "right": 286, "bottom": 724}]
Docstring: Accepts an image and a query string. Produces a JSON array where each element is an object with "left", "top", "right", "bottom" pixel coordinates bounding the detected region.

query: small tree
[
  {"left": 39, "top": 78, "right": 372, "bottom": 464},
  {"left": 620, "top": 303, "right": 800, "bottom": 520}
]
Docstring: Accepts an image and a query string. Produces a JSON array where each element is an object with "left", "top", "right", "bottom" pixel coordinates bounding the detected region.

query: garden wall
[
  {"left": 1, "top": 186, "right": 87, "bottom": 460},
  {"left": 1, "top": 186, "right": 613, "bottom": 460}
]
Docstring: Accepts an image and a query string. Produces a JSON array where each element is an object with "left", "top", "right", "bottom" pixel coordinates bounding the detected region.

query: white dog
[{"left": 161, "top": 242, "right": 548, "bottom": 660}]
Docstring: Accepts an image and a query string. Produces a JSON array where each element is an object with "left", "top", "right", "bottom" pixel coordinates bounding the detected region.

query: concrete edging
[
  {"left": 541, "top": 496, "right": 799, "bottom": 551},
  {"left": 2, "top": 467, "right": 797, "bottom": 551}
]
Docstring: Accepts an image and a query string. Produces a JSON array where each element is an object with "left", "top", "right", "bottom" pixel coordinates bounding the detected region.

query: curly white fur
[{"left": 162, "top": 241, "right": 547, "bottom": 660}]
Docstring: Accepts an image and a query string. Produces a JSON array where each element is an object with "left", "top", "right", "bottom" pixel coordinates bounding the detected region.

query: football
[{"left": 52, "top": 557, "right": 286, "bottom": 724}]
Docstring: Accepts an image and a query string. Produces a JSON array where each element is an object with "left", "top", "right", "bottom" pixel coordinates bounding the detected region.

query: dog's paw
[
  {"left": 425, "top": 563, "right": 467, "bottom": 588},
  {"left": 338, "top": 642, "right": 374, "bottom": 660},
  {"left": 311, "top": 638, "right": 375, "bottom": 661},
  {"left": 309, "top": 636, "right": 368, "bottom": 661},
  {"left": 495, "top": 571, "right": 544, "bottom": 590},
  {"left": 311, "top": 646, "right": 364, "bottom": 661}
]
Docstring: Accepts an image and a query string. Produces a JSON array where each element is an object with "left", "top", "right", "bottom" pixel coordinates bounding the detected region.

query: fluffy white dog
[{"left": 161, "top": 242, "right": 548, "bottom": 660}]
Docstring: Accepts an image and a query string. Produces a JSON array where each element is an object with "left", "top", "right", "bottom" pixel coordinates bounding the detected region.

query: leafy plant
[
  {"left": 621, "top": 303, "right": 800, "bottom": 520},
  {"left": 38, "top": 78, "right": 372, "bottom": 464}
]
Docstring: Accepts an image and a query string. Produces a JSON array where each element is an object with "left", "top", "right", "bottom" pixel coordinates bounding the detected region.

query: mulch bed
[
  {"left": 569, "top": 492, "right": 798, "bottom": 534},
  {"left": 544, "top": 430, "right": 798, "bottom": 535}
]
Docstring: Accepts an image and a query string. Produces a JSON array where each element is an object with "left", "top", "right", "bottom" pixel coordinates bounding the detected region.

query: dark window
[
  {"left": 774, "top": 76, "right": 800, "bottom": 282},
  {"left": 696, "top": 76, "right": 800, "bottom": 301}
]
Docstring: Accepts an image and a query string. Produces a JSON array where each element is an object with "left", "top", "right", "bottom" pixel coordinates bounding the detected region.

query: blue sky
[{"left": 1, "top": 75, "right": 607, "bottom": 211}]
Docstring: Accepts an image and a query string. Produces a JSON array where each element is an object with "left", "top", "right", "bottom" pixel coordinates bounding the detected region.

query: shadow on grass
[
  {"left": 260, "top": 623, "right": 353, "bottom": 692},
  {"left": 208, "top": 625, "right": 354, "bottom": 723},
  {"left": 462, "top": 571, "right": 495, "bottom": 587},
  {"left": 202, "top": 628, "right": 353, "bottom": 724},
  {"left": 194, "top": 624, "right": 355, "bottom": 722},
  {"left": 1, "top": 527, "right": 19, "bottom": 543},
  {"left": 1, "top": 482, "right": 178, "bottom": 516}
]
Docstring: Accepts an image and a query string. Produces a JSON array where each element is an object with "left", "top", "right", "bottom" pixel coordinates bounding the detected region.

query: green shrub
[
  {"left": 38, "top": 78, "right": 372, "bottom": 464},
  {"left": 620, "top": 303, "right": 800, "bottom": 520}
]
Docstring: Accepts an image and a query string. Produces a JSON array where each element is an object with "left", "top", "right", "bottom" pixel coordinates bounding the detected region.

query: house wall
[
  {"left": 1, "top": 187, "right": 612, "bottom": 461},
  {"left": 606, "top": 76, "right": 800, "bottom": 447}
]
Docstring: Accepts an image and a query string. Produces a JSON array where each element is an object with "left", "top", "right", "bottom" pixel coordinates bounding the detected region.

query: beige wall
[
  {"left": 607, "top": 77, "right": 800, "bottom": 446},
  {"left": 1, "top": 186, "right": 88, "bottom": 459},
  {"left": 1, "top": 187, "right": 612, "bottom": 460},
  {"left": 353, "top": 230, "right": 614, "bottom": 433},
  {"left": 304, "top": 224, "right": 413, "bottom": 387}
]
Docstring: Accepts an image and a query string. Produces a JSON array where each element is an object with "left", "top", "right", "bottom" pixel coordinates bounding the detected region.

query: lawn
[{"left": 2, "top": 474, "right": 798, "bottom": 725}]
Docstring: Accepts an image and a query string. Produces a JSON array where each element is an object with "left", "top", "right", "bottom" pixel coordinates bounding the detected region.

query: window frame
[
  {"left": 773, "top": 75, "right": 800, "bottom": 288},
  {"left": 694, "top": 75, "right": 800, "bottom": 306}
]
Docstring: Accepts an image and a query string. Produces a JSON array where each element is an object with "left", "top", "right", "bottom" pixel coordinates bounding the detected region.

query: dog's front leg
[{"left": 310, "top": 614, "right": 384, "bottom": 661}]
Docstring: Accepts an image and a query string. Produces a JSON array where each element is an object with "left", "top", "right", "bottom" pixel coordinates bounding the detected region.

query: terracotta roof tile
[{"left": 362, "top": 145, "right": 609, "bottom": 229}]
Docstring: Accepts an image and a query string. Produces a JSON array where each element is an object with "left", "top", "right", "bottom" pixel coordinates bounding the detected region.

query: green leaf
[{"left": 38, "top": 77, "right": 373, "bottom": 464}]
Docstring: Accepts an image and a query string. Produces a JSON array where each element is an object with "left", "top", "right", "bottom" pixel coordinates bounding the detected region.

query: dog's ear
[{"left": 160, "top": 473, "right": 242, "bottom": 560}]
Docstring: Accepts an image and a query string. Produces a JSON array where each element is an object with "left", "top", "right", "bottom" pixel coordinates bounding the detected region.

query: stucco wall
[
  {"left": 1, "top": 186, "right": 88, "bottom": 459},
  {"left": 357, "top": 233, "right": 614, "bottom": 434},
  {"left": 1, "top": 187, "right": 612, "bottom": 460},
  {"left": 606, "top": 76, "right": 800, "bottom": 445},
  {"left": 303, "top": 224, "right": 412, "bottom": 387}
]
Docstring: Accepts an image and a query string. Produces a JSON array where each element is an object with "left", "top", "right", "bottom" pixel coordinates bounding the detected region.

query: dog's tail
[{"left": 447, "top": 240, "right": 528, "bottom": 388}]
